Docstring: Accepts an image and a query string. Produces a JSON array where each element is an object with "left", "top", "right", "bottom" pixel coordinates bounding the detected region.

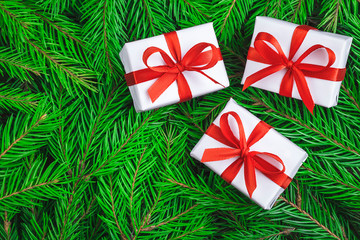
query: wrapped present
[
  {"left": 120, "top": 23, "right": 229, "bottom": 112},
  {"left": 241, "top": 16, "right": 353, "bottom": 113},
  {"left": 190, "top": 98, "right": 308, "bottom": 209}
]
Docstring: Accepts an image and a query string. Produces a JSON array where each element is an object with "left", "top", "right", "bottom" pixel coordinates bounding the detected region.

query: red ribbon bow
[
  {"left": 125, "top": 31, "right": 225, "bottom": 103},
  {"left": 201, "top": 111, "right": 292, "bottom": 197},
  {"left": 243, "top": 25, "right": 346, "bottom": 113}
]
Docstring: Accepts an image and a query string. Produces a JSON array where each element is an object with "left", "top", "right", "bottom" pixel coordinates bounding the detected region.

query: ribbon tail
[
  {"left": 243, "top": 65, "right": 286, "bottom": 91},
  {"left": 197, "top": 71, "right": 226, "bottom": 88},
  {"left": 293, "top": 69, "right": 315, "bottom": 114},
  {"left": 244, "top": 156, "right": 257, "bottom": 198},
  {"left": 279, "top": 70, "right": 294, "bottom": 98},
  {"left": 220, "top": 158, "right": 244, "bottom": 184},
  {"left": 147, "top": 73, "right": 178, "bottom": 103},
  {"left": 177, "top": 73, "right": 192, "bottom": 102}
]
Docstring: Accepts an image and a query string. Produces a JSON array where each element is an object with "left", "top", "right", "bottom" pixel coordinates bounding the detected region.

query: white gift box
[
  {"left": 241, "top": 16, "right": 352, "bottom": 108},
  {"left": 190, "top": 98, "right": 308, "bottom": 209},
  {"left": 120, "top": 23, "right": 229, "bottom": 112}
]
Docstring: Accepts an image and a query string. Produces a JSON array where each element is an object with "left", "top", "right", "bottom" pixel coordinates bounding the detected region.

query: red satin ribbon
[
  {"left": 201, "top": 111, "right": 292, "bottom": 198},
  {"left": 125, "top": 31, "right": 225, "bottom": 103},
  {"left": 243, "top": 25, "right": 346, "bottom": 113}
]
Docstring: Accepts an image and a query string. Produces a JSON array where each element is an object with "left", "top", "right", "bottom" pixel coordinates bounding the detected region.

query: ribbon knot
[
  {"left": 243, "top": 25, "right": 346, "bottom": 114},
  {"left": 240, "top": 147, "right": 249, "bottom": 159},
  {"left": 174, "top": 62, "right": 185, "bottom": 72},
  {"left": 125, "top": 31, "right": 225, "bottom": 103},
  {"left": 201, "top": 111, "right": 292, "bottom": 198},
  {"left": 286, "top": 60, "right": 294, "bottom": 69}
]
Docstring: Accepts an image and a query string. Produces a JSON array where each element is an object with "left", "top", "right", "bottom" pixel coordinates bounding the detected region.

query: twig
[
  {"left": 134, "top": 191, "right": 162, "bottom": 238},
  {"left": 181, "top": 110, "right": 204, "bottom": 133},
  {"left": 0, "top": 114, "right": 47, "bottom": 159},
  {"left": 0, "top": 179, "right": 59, "bottom": 201},
  {"left": 258, "top": 227, "right": 295, "bottom": 240},
  {"left": 89, "top": 217, "right": 102, "bottom": 240},
  {"left": 290, "top": 0, "right": 302, "bottom": 22},
  {"left": 220, "top": 0, "right": 237, "bottom": 34},
  {"left": 203, "top": 97, "right": 232, "bottom": 120},
  {"left": 130, "top": 147, "right": 147, "bottom": 231},
  {"left": 167, "top": 178, "right": 244, "bottom": 206},
  {"left": 310, "top": 193, "right": 348, "bottom": 240},
  {"left": 0, "top": 58, "right": 41, "bottom": 76},
  {"left": 0, "top": 3, "right": 29, "bottom": 29},
  {"left": 280, "top": 196, "right": 341, "bottom": 239},
  {"left": 109, "top": 176, "right": 127, "bottom": 240},
  {"left": 302, "top": 166, "right": 360, "bottom": 192},
  {"left": 79, "top": 86, "right": 116, "bottom": 176},
  {"left": 181, "top": 0, "right": 210, "bottom": 18},
  {"left": 170, "top": 226, "right": 205, "bottom": 239},
  {"left": 4, "top": 211, "right": 10, "bottom": 240},
  {"left": 79, "top": 196, "right": 96, "bottom": 221},
  {"left": 0, "top": 93, "right": 38, "bottom": 107},
  {"left": 103, "top": 0, "right": 113, "bottom": 72},
  {"left": 341, "top": 85, "right": 360, "bottom": 112},
  {"left": 84, "top": 110, "right": 157, "bottom": 179},
  {"left": 141, "top": 0, "right": 155, "bottom": 36},
  {"left": 34, "top": 12, "right": 85, "bottom": 46},
  {"left": 295, "top": 179, "right": 301, "bottom": 207},
  {"left": 141, "top": 204, "right": 198, "bottom": 231}
]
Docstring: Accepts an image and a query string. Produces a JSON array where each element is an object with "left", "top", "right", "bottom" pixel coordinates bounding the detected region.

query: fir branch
[
  {"left": 25, "top": 37, "right": 97, "bottom": 92},
  {"left": 181, "top": 0, "right": 209, "bottom": 18},
  {"left": 79, "top": 86, "right": 116, "bottom": 176},
  {"left": 170, "top": 226, "right": 205, "bottom": 240},
  {"left": 84, "top": 110, "right": 158, "bottom": 179},
  {"left": 279, "top": 196, "right": 341, "bottom": 239},
  {"left": 0, "top": 114, "right": 46, "bottom": 159},
  {"left": 135, "top": 191, "right": 162, "bottom": 235},
  {"left": 166, "top": 178, "right": 243, "bottom": 207},
  {"left": 309, "top": 193, "right": 348, "bottom": 240},
  {"left": 0, "top": 47, "right": 42, "bottom": 77},
  {"left": 0, "top": 2, "right": 31, "bottom": 30},
  {"left": 58, "top": 180, "right": 80, "bottom": 240},
  {"left": 0, "top": 84, "right": 41, "bottom": 113},
  {"left": 211, "top": 0, "right": 254, "bottom": 44},
  {"left": 141, "top": 204, "right": 198, "bottom": 231},
  {"left": 0, "top": 180, "right": 58, "bottom": 202},
  {"left": 33, "top": 12, "right": 85, "bottom": 46},
  {"left": 220, "top": 0, "right": 236, "bottom": 34},
  {"left": 341, "top": 85, "right": 360, "bottom": 112},
  {"left": 109, "top": 176, "right": 127, "bottom": 240},
  {"left": 79, "top": 196, "right": 96, "bottom": 221},
  {"left": 102, "top": 0, "right": 113, "bottom": 72},
  {"left": 4, "top": 211, "right": 10, "bottom": 240},
  {"left": 141, "top": 0, "right": 156, "bottom": 36},
  {"left": 258, "top": 227, "right": 295, "bottom": 240},
  {"left": 302, "top": 166, "right": 360, "bottom": 192},
  {"left": 130, "top": 148, "right": 147, "bottom": 231}
]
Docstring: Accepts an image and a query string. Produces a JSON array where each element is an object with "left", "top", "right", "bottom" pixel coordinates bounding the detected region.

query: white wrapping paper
[
  {"left": 190, "top": 98, "right": 308, "bottom": 209},
  {"left": 120, "top": 23, "right": 229, "bottom": 112},
  {"left": 241, "top": 16, "right": 352, "bottom": 108}
]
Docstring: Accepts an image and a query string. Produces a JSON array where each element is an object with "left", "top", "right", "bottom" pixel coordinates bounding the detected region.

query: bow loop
[{"left": 202, "top": 111, "right": 291, "bottom": 198}]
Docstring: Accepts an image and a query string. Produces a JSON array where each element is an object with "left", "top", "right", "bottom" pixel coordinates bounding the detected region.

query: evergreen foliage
[{"left": 0, "top": 0, "right": 359, "bottom": 239}]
